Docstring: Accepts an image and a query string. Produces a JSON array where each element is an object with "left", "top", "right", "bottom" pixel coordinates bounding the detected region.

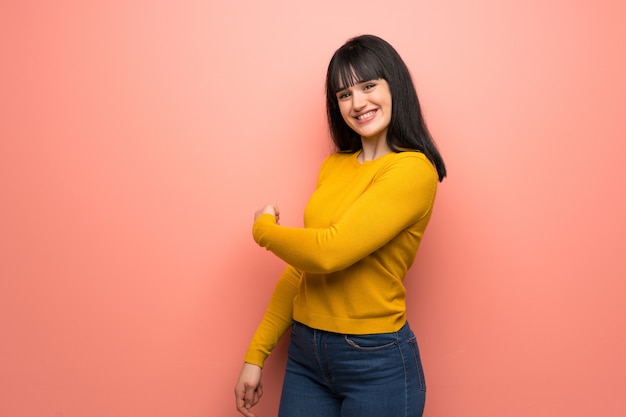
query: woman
[{"left": 234, "top": 34, "right": 446, "bottom": 417}]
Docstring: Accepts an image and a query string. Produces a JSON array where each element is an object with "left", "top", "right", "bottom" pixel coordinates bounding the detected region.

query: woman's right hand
[{"left": 234, "top": 362, "right": 263, "bottom": 417}]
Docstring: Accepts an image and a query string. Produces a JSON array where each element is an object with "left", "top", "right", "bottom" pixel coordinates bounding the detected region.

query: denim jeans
[{"left": 278, "top": 321, "right": 426, "bottom": 417}]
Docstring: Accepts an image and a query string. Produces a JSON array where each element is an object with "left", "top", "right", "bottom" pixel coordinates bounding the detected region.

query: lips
[{"left": 355, "top": 109, "right": 377, "bottom": 121}]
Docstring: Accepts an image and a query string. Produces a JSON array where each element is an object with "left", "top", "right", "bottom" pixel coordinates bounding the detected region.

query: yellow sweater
[{"left": 244, "top": 150, "right": 439, "bottom": 367}]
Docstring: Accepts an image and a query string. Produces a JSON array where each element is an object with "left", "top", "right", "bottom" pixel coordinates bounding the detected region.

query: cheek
[{"left": 338, "top": 103, "right": 352, "bottom": 124}]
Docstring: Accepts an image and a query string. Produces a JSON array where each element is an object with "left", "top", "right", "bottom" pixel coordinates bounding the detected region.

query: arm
[
  {"left": 234, "top": 265, "right": 301, "bottom": 416},
  {"left": 253, "top": 156, "right": 438, "bottom": 273},
  {"left": 243, "top": 265, "right": 301, "bottom": 366}
]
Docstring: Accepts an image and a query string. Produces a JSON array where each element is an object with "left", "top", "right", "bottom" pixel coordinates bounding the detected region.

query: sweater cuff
[
  {"left": 243, "top": 347, "right": 267, "bottom": 368},
  {"left": 252, "top": 213, "right": 276, "bottom": 246}
]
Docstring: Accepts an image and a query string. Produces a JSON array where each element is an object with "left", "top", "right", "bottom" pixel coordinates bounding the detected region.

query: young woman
[{"left": 234, "top": 34, "right": 446, "bottom": 417}]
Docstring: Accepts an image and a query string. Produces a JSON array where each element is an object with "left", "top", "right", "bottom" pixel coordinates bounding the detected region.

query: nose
[{"left": 351, "top": 91, "right": 367, "bottom": 111}]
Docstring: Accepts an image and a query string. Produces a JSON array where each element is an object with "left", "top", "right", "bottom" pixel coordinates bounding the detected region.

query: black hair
[{"left": 325, "top": 34, "right": 446, "bottom": 181}]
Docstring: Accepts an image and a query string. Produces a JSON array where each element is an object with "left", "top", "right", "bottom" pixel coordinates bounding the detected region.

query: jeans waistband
[{"left": 292, "top": 320, "right": 411, "bottom": 337}]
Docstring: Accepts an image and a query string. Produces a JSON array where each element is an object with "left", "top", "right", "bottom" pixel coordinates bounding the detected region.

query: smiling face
[{"left": 335, "top": 78, "right": 392, "bottom": 143}]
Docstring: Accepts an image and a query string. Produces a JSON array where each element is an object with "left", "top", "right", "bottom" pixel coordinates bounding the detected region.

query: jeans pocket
[
  {"left": 344, "top": 333, "right": 398, "bottom": 351},
  {"left": 407, "top": 337, "right": 427, "bottom": 392}
]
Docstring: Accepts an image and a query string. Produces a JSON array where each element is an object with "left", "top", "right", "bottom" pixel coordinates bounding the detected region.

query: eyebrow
[{"left": 334, "top": 79, "right": 377, "bottom": 95}]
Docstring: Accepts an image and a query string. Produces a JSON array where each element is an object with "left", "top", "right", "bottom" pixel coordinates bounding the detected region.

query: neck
[{"left": 359, "top": 138, "right": 391, "bottom": 162}]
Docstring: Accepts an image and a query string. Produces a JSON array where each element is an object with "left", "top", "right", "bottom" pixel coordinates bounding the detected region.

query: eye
[
  {"left": 337, "top": 91, "right": 351, "bottom": 100},
  {"left": 363, "top": 82, "right": 376, "bottom": 91}
]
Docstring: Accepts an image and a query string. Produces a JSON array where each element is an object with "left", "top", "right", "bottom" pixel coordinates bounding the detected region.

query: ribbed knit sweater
[{"left": 244, "top": 150, "right": 439, "bottom": 367}]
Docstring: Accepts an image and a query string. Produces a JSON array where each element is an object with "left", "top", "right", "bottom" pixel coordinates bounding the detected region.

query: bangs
[{"left": 328, "top": 47, "right": 386, "bottom": 93}]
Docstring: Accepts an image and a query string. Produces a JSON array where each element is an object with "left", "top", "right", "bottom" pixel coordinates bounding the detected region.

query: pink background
[{"left": 2, "top": 1, "right": 625, "bottom": 416}]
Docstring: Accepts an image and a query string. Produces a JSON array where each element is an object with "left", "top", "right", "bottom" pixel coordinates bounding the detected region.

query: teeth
[{"left": 357, "top": 111, "right": 375, "bottom": 120}]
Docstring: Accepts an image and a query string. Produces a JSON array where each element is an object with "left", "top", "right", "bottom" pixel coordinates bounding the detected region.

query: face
[{"left": 335, "top": 78, "right": 392, "bottom": 143}]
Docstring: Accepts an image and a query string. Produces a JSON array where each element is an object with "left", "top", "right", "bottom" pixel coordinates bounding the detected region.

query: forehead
[
  {"left": 335, "top": 68, "right": 360, "bottom": 90},
  {"left": 334, "top": 64, "right": 381, "bottom": 92}
]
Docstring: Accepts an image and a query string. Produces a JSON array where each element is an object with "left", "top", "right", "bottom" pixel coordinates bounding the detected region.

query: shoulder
[
  {"left": 324, "top": 151, "right": 356, "bottom": 163},
  {"left": 382, "top": 151, "right": 438, "bottom": 180},
  {"left": 319, "top": 151, "right": 356, "bottom": 172},
  {"left": 374, "top": 152, "right": 439, "bottom": 199}
]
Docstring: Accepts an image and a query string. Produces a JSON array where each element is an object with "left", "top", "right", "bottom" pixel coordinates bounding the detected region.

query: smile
[{"left": 356, "top": 110, "right": 377, "bottom": 120}]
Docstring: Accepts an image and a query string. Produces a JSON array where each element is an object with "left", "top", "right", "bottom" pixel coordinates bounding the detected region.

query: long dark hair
[{"left": 325, "top": 34, "right": 446, "bottom": 181}]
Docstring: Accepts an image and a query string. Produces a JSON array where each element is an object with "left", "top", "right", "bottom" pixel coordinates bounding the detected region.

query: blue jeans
[{"left": 278, "top": 321, "right": 426, "bottom": 417}]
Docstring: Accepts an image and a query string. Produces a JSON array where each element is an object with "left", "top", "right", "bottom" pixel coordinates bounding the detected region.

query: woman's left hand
[{"left": 254, "top": 204, "right": 280, "bottom": 224}]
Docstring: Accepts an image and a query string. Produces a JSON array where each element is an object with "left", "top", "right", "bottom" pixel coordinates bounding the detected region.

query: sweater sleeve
[
  {"left": 244, "top": 265, "right": 301, "bottom": 367},
  {"left": 252, "top": 155, "right": 438, "bottom": 273}
]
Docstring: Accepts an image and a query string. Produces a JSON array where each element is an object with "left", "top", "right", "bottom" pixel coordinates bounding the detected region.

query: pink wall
[{"left": 1, "top": 1, "right": 625, "bottom": 416}]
